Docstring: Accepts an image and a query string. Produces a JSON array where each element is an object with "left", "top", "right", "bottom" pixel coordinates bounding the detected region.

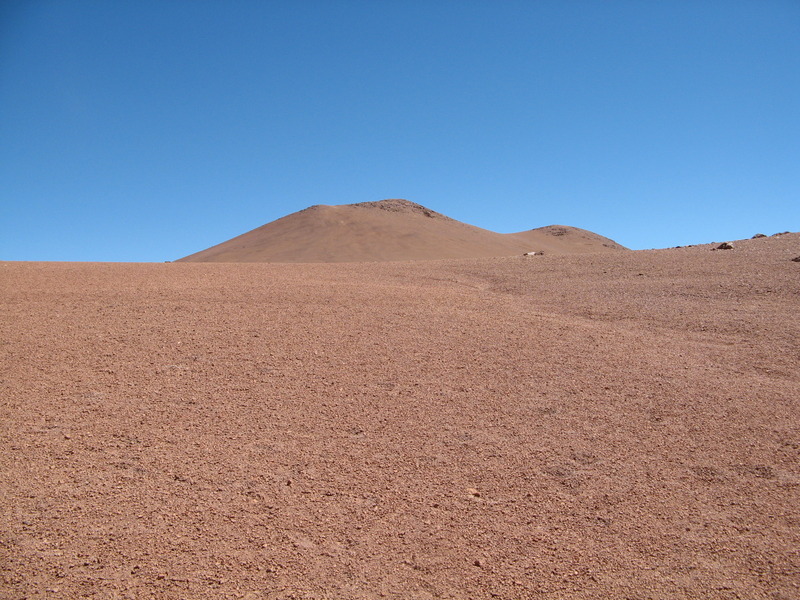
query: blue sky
[{"left": 2, "top": 0, "right": 798, "bottom": 261}]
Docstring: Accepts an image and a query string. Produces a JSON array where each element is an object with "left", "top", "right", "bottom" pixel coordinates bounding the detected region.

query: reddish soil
[{"left": 1, "top": 234, "right": 798, "bottom": 599}]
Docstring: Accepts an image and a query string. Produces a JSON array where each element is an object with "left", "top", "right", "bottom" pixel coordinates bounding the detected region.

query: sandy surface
[{"left": 1, "top": 234, "right": 798, "bottom": 599}]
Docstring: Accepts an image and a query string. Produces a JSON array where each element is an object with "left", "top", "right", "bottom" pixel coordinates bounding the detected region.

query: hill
[{"left": 178, "top": 199, "right": 626, "bottom": 262}]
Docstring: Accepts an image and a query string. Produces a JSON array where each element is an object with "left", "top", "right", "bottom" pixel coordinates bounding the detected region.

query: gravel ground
[{"left": 1, "top": 234, "right": 798, "bottom": 599}]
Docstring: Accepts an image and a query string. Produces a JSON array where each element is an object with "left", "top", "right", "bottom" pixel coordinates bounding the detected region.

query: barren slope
[
  {"left": 178, "top": 199, "right": 625, "bottom": 262},
  {"left": 2, "top": 233, "right": 798, "bottom": 599}
]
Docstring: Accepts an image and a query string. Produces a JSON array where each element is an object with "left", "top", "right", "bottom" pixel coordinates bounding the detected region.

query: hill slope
[
  {"left": 3, "top": 233, "right": 799, "bottom": 599},
  {"left": 178, "top": 199, "right": 626, "bottom": 262}
]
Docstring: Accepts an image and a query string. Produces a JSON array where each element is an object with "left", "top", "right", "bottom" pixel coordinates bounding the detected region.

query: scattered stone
[
  {"left": 792, "top": 256, "right": 800, "bottom": 262},
  {"left": 714, "top": 242, "right": 734, "bottom": 250},
  {"left": 293, "top": 536, "right": 316, "bottom": 550},
  {"left": 752, "top": 233, "right": 766, "bottom": 239}
]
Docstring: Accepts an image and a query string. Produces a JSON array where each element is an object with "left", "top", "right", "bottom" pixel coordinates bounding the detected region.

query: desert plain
[{"left": 1, "top": 227, "right": 799, "bottom": 599}]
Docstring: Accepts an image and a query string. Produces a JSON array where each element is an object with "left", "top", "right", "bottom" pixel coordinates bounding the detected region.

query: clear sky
[{"left": 2, "top": 0, "right": 798, "bottom": 261}]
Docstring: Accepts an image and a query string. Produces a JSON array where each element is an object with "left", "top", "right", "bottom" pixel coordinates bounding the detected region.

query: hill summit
[{"left": 178, "top": 199, "right": 626, "bottom": 263}]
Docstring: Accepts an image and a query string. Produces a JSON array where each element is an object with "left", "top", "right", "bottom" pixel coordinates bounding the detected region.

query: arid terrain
[{"left": 1, "top": 232, "right": 799, "bottom": 599}]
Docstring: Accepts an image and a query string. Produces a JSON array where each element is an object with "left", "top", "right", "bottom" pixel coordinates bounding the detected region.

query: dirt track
[{"left": 2, "top": 235, "right": 799, "bottom": 599}]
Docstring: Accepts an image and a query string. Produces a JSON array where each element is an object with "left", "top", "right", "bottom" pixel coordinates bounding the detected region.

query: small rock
[
  {"left": 792, "top": 256, "right": 800, "bottom": 262},
  {"left": 466, "top": 487, "right": 481, "bottom": 497},
  {"left": 474, "top": 559, "right": 484, "bottom": 567},
  {"left": 715, "top": 242, "right": 734, "bottom": 250},
  {"left": 752, "top": 233, "right": 766, "bottom": 238}
]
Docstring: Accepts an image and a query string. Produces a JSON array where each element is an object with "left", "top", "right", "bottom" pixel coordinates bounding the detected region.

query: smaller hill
[{"left": 506, "top": 225, "right": 628, "bottom": 254}]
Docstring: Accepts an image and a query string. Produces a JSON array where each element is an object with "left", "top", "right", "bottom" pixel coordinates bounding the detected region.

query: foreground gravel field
[{"left": 2, "top": 234, "right": 798, "bottom": 599}]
